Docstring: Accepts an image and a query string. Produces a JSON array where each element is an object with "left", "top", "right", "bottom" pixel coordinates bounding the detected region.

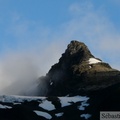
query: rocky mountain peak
[
  {"left": 66, "top": 40, "right": 93, "bottom": 57},
  {"left": 38, "top": 40, "right": 120, "bottom": 96},
  {"left": 48, "top": 40, "right": 113, "bottom": 76},
  {"left": 58, "top": 40, "right": 94, "bottom": 65}
]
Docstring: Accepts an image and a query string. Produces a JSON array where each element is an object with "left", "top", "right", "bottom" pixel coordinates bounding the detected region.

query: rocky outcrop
[{"left": 39, "top": 40, "right": 120, "bottom": 96}]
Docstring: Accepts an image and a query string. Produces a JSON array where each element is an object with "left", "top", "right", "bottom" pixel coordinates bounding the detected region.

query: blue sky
[
  {"left": 0, "top": 0, "right": 120, "bottom": 72},
  {"left": 0, "top": 0, "right": 120, "bottom": 94}
]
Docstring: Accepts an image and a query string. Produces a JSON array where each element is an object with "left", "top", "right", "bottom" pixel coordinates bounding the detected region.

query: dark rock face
[{"left": 40, "top": 40, "right": 120, "bottom": 96}]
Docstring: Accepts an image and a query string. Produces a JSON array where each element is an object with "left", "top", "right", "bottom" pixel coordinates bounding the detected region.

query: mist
[
  {"left": 0, "top": 53, "right": 38, "bottom": 95},
  {"left": 0, "top": 41, "right": 66, "bottom": 96}
]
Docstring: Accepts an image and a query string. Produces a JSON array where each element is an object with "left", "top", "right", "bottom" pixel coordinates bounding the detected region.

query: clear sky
[{"left": 0, "top": 0, "right": 120, "bottom": 72}]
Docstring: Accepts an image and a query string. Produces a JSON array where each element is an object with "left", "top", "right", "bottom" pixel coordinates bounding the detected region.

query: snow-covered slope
[{"left": 0, "top": 95, "right": 91, "bottom": 120}]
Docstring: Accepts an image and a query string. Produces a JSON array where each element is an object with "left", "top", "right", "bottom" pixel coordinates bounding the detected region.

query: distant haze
[{"left": 0, "top": 42, "right": 66, "bottom": 95}]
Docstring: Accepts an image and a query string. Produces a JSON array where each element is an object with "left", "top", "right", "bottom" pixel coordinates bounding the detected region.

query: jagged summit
[
  {"left": 39, "top": 40, "right": 120, "bottom": 96},
  {"left": 48, "top": 40, "right": 115, "bottom": 77},
  {"left": 48, "top": 40, "right": 93, "bottom": 75},
  {"left": 64, "top": 40, "right": 93, "bottom": 58},
  {"left": 55, "top": 40, "right": 94, "bottom": 65}
]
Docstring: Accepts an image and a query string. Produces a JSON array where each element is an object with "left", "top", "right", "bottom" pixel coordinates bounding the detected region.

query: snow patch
[
  {"left": 78, "top": 101, "right": 89, "bottom": 110},
  {"left": 50, "top": 79, "right": 53, "bottom": 86},
  {"left": 88, "top": 58, "right": 101, "bottom": 64},
  {"left": 34, "top": 110, "right": 52, "bottom": 119},
  {"left": 39, "top": 100, "right": 55, "bottom": 111},
  {"left": 89, "top": 66, "right": 92, "bottom": 69},
  {"left": 13, "top": 103, "right": 21, "bottom": 105},
  {"left": 55, "top": 112, "right": 64, "bottom": 117},
  {"left": 81, "top": 114, "right": 91, "bottom": 119},
  {"left": 59, "top": 96, "right": 89, "bottom": 107},
  {"left": 0, "top": 104, "right": 12, "bottom": 109},
  {"left": 0, "top": 95, "right": 46, "bottom": 103},
  {"left": 50, "top": 81, "right": 53, "bottom": 85}
]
